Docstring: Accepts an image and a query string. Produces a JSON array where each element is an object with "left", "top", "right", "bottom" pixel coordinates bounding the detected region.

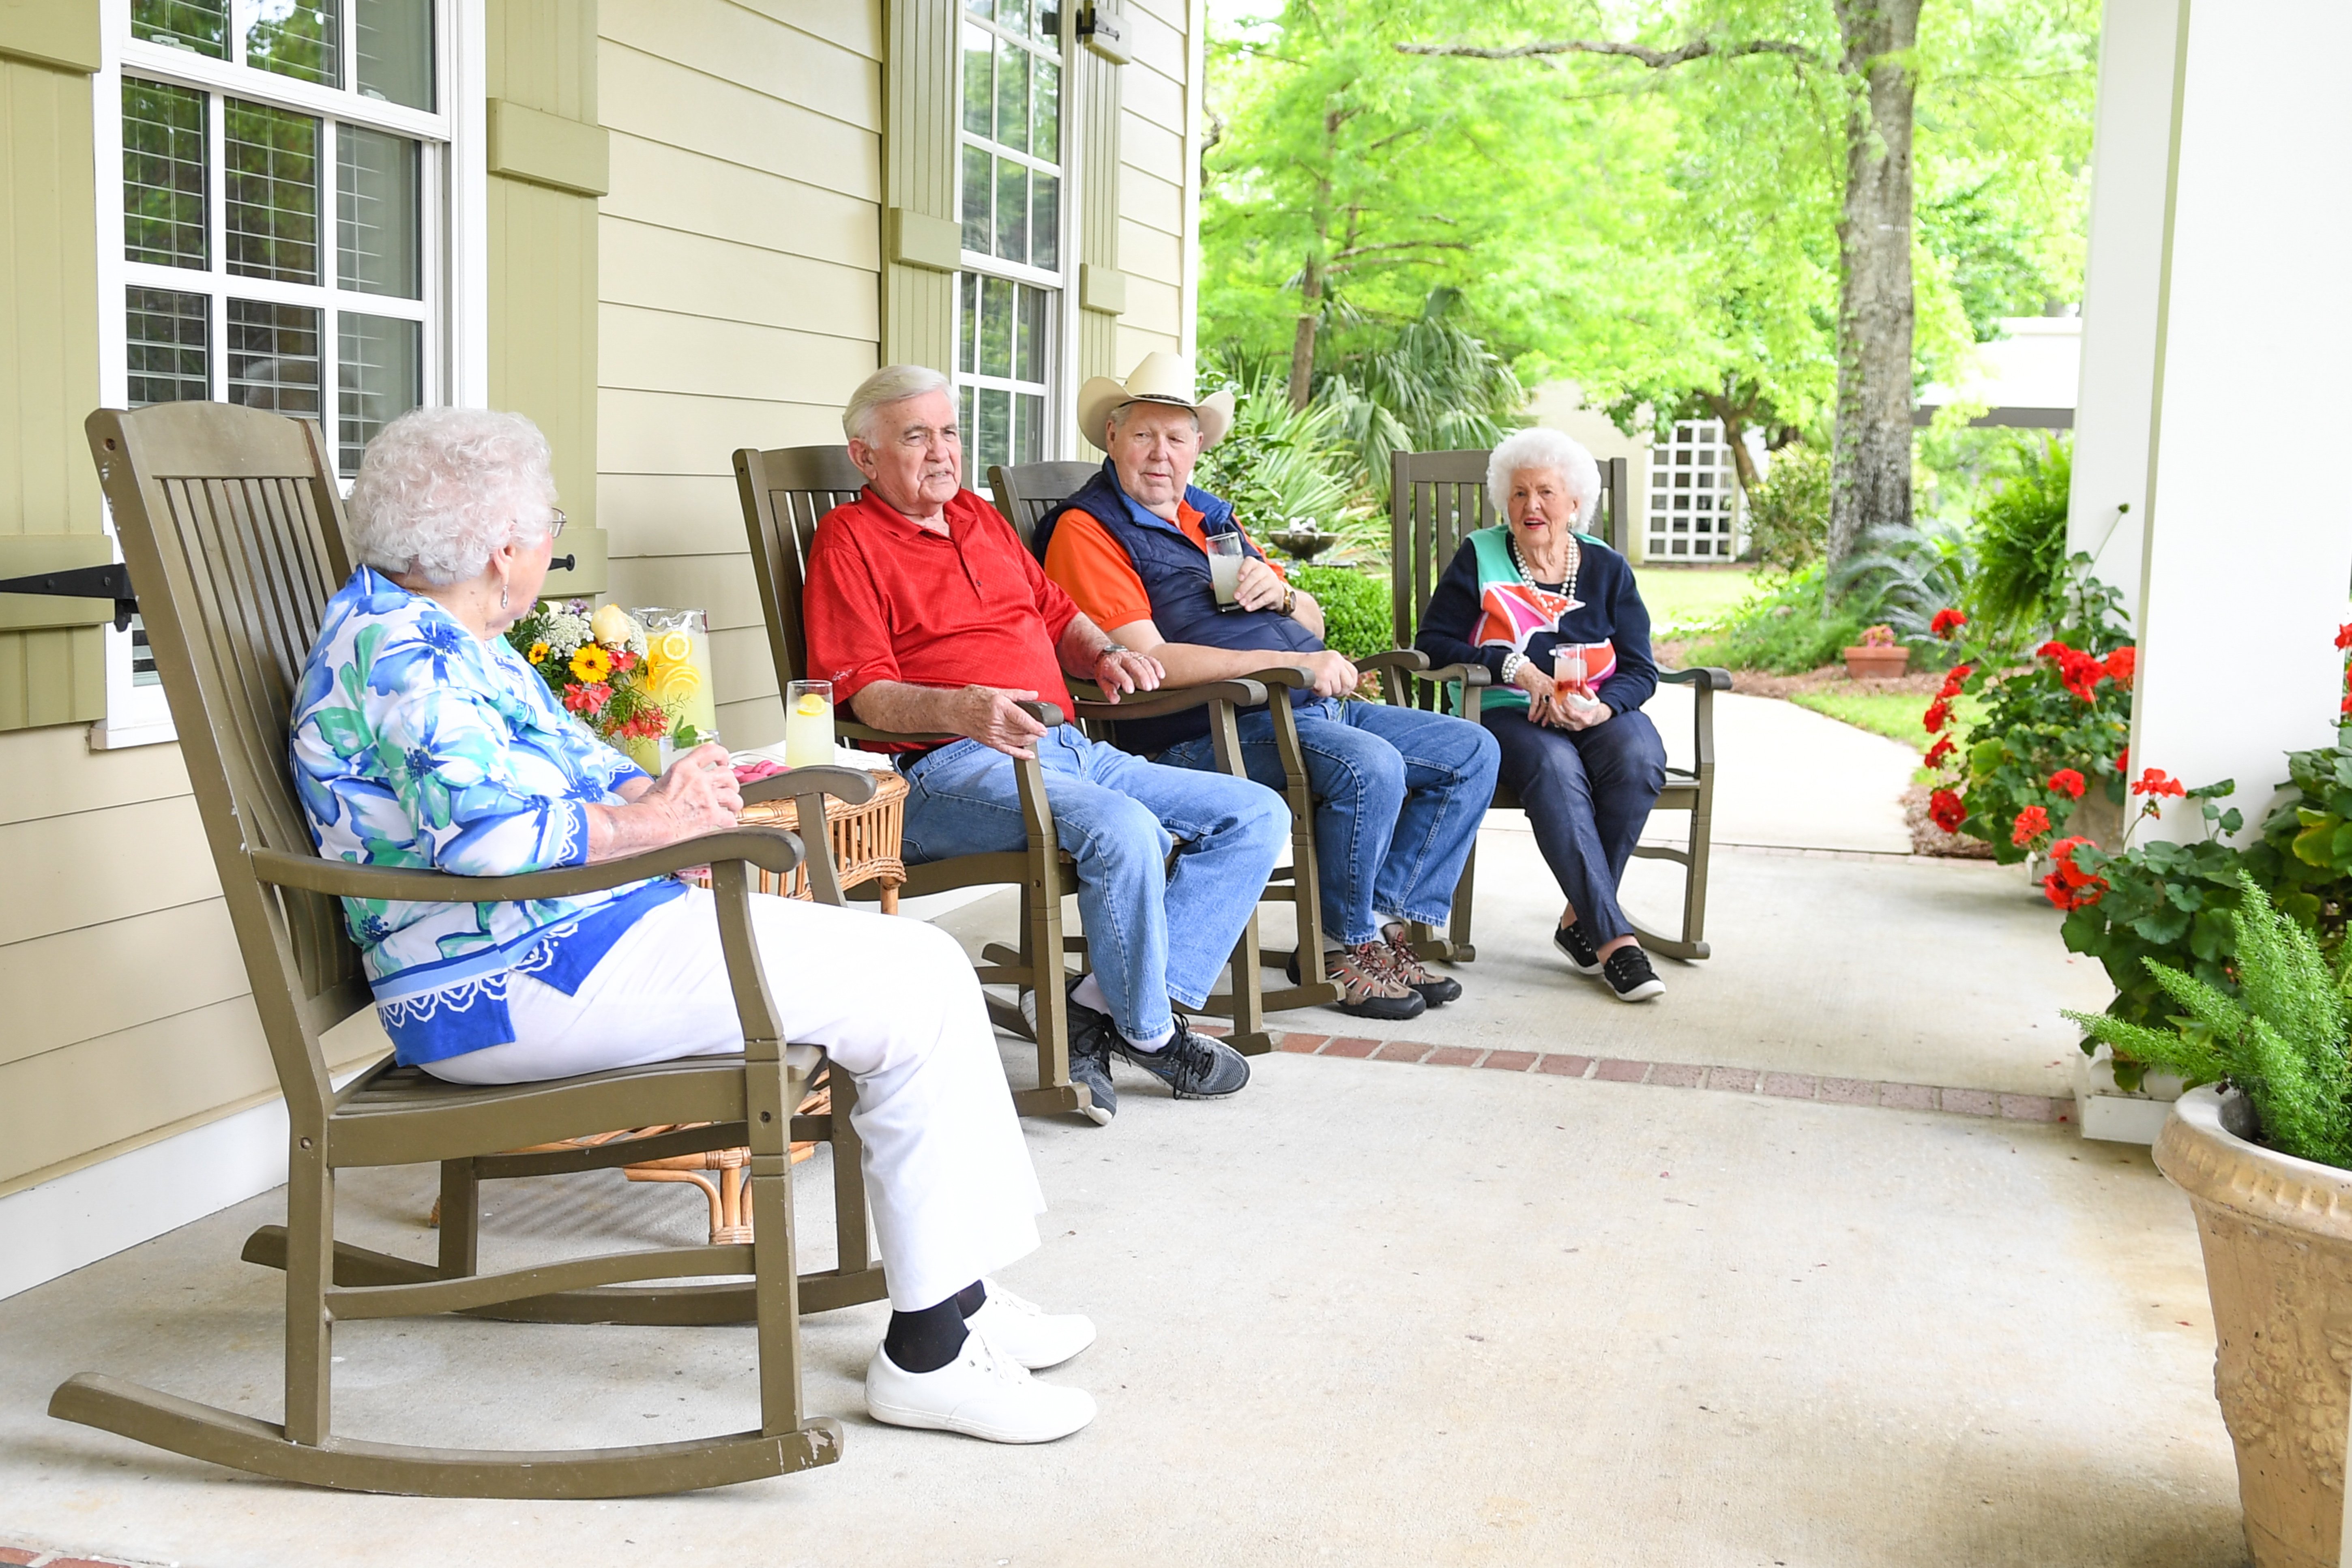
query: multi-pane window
[
  {"left": 957, "top": 0, "right": 1064, "bottom": 475},
  {"left": 100, "top": 0, "right": 451, "bottom": 738},
  {"left": 112, "top": 0, "right": 440, "bottom": 476},
  {"left": 1646, "top": 419, "right": 1743, "bottom": 560}
]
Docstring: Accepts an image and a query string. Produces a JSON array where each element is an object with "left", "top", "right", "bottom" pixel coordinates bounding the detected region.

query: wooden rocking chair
[{"left": 51, "top": 401, "right": 880, "bottom": 1499}]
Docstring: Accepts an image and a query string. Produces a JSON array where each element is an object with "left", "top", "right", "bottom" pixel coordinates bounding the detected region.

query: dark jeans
[{"left": 1483, "top": 705, "right": 1667, "bottom": 945}]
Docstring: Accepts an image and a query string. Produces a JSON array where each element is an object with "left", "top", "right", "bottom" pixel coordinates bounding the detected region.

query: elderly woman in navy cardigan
[{"left": 1414, "top": 428, "right": 1669, "bottom": 1003}]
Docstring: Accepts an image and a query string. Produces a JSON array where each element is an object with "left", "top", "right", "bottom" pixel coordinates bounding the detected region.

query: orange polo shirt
[{"left": 1042, "top": 499, "right": 1286, "bottom": 633}]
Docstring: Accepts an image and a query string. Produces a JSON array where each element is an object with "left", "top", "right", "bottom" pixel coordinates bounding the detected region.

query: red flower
[
  {"left": 1937, "top": 662, "right": 1974, "bottom": 700},
  {"left": 1923, "top": 736, "right": 1956, "bottom": 769},
  {"left": 2047, "top": 768, "right": 2086, "bottom": 800},
  {"left": 1923, "top": 699, "right": 1951, "bottom": 734},
  {"left": 2042, "top": 872, "right": 2104, "bottom": 912},
  {"left": 2130, "top": 768, "right": 2186, "bottom": 798},
  {"left": 1930, "top": 608, "right": 1967, "bottom": 639},
  {"left": 2037, "top": 640, "right": 2071, "bottom": 660},
  {"left": 610, "top": 649, "right": 640, "bottom": 673},
  {"left": 2011, "top": 804, "right": 2052, "bottom": 846},
  {"left": 2336, "top": 622, "right": 2352, "bottom": 652},
  {"left": 562, "top": 681, "right": 613, "bottom": 714},
  {"left": 2045, "top": 838, "right": 2108, "bottom": 909},
  {"left": 1929, "top": 788, "right": 1966, "bottom": 833},
  {"left": 2115, "top": 744, "right": 2129, "bottom": 777},
  {"left": 2103, "top": 646, "right": 2135, "bottom": 686}
]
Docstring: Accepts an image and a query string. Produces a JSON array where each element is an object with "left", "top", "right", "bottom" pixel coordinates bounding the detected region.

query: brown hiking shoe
[
  {"left": 1380, "top": 925, "right": 1461, "bottom": 1006},
  {"left": 1320, "top": 941, "right": 1425, "bottom": 1020}
]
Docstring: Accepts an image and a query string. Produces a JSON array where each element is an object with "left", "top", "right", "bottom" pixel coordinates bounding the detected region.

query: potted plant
[
  {"left": 1841, "top": 622, "right": 1909, "bottom": 679},
  {"left": 2069, "top": 879, "right": 2352, "bottom": 1568}
]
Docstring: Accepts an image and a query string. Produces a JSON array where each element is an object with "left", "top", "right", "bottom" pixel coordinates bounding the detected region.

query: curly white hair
[
  {"left": 347, "top": 407, "right": 558, "bottom": 587},
  {"left": 1486, "top": 427, "right": 1601, "bottom": 529}
]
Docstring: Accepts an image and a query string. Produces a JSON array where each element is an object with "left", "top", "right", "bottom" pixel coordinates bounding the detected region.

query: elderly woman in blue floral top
[{"left": 291, "top": 407, "right": 1097, "bottom": 1446}]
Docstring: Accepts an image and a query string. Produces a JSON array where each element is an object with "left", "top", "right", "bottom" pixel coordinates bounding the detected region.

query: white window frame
[
  {"left": 88, "top": 0, "right": 487, "bottom": 750},
  {"left": 954, "top": 0, "right": 1077, "bottom": 468},
  {"left": 1645, "top": 417, "right": 1745, "bottom": 564}
]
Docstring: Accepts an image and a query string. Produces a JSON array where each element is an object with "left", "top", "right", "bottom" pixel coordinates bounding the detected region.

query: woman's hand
[
  {"left": 586, "top": 742, "right": 740, "bottom": 862},
  {"left": 1555, "top": 694, "right": 1613, "bottom": 731},
  {"left": 1511, "top": 659, "right": 1560, "bottom": 723}
]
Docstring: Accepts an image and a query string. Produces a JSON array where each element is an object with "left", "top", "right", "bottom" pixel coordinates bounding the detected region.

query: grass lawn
[
  {"left": 1630, "top": 563, "right": 1757, "bottom": 634},
  {"left": 1790, "top": 686, "right": 1984, "bottom": 782}
]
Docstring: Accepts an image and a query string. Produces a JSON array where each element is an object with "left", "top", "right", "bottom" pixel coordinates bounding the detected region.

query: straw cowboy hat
[{"left": 1075, "top": 352, "right": 1234, "bottom": 453}]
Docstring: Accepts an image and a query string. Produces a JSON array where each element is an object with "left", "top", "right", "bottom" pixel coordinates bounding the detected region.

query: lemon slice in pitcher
[{"left": 653, "top": 629, "right": 694, "bottom": 663}]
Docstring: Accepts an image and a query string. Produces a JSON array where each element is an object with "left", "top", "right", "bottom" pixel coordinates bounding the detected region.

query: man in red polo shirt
[{"left": 802, "top": 364, "right": 1284, "bottom": 1132}]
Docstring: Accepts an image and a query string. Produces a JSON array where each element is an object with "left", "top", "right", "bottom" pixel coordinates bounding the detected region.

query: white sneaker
[
  {"left": 965, "top": 1281, "right": 1097, "bottom": 1370},
  {"left": 865, "top": 1332, "right": 1097, "bottom": 1444}
]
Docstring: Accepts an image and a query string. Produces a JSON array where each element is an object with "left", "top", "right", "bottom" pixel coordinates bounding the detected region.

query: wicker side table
[{"left": 726, "top": 767, "right": 909, "bottom": 911}]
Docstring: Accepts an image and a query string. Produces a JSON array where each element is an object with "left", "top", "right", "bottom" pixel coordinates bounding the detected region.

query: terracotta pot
[
  {"left": 1841, "top": 645, "right": 1910, "bottom": 680},
  {"left": 2154, "top": 1086, "right": 2352, "bottom": 1568}
]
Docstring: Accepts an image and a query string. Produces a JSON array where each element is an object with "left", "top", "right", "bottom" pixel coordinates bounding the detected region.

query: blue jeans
[
  {"left": 1157, "top": 698, "right": 1500, "bottom": 946},
  {"left": 1482, "top": 705, "right": 1666, "bottom": 944},
  {"left": 899, "top": 727, "right": 1287, "bottom": 1042}
]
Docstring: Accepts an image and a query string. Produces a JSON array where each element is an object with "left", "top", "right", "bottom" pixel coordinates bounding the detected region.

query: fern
[{"left": 2064, "top": 876, "right": 2352, "bottom": 1167}]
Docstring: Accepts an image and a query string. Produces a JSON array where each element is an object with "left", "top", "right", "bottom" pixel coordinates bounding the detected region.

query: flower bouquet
[{"left": 506, "top": 600, "right": 712, "bottom": 772}]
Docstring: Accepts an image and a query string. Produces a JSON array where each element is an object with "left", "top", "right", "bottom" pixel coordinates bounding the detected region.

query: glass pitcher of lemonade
[
  {"left": 784, "top": 679, "right": 835, "bottom": 768},
  {"left": 633, "top": 607, "right": 719, "bottom": 753}
]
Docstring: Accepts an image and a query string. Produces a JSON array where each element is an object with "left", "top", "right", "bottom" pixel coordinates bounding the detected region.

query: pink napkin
[{"left": 732, "top": 759, "right": 786, "bottom": 785}]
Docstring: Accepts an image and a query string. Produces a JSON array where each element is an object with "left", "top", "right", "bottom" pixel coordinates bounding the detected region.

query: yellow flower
[
  {"left": 569, "top": 644, "right": 612, "bottom": 683},
  {"left": 527, "top": 641, "right": 550, "bottom": 664}
]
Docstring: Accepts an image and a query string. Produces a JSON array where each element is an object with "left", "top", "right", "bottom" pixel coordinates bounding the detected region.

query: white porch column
[
  {"left": 2126, "top": 0, "right": 2352, "bottom": 838},
  {"left": 2063, "top": 0, "right": 2180, "bottom": 617}
]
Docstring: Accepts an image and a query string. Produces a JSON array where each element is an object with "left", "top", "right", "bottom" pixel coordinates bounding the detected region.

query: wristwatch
[{"left": 1279, "top": 583, "right": 1297, "bottom": 616}]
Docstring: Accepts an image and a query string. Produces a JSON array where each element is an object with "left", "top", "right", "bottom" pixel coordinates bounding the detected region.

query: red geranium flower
[
  {"left": 2011, "top": 804, "right": 2052, "bottom": 846},
  {"left": 2130, "top": 768, "right": 2186, "bottom": 798},
  {"left": 2336, "top": 622, "right": 2352, "bottom": 652},
  {"left": 2047, "top": 768, "right": 2086, "bottom": 800},
  {"left": 1929, "top": 788, "right": 1966, "bottom": 833},
  {"left": 2037, "top": 640, "right": 2071, "bottom": 660},
  {"left": 2047, "top": 837, "right": 2108, "bottom": 908},
  {"left": 1930, "top": 608, "right": 1967, "bottom": 639},
  {"left": 1923, "top": 736, "right": 1955, "bottom": 769},
  {"left": 562, "top": 681, "right": 613, "bottom": 714},
  {"left": 2103, "top": 646, "right": 2135, "bottom": 686},
  {"left": 2042, "top": 872, "right": 2104, "bottom": 912},
  {"left": 1923, "top": 699, "right": 1951, "bottom": 734},
  {"left": 1937, "top": 662, "right": 1974, "bottom": 700},
  {"left": 2115, "top": 744, "right": 2129, "bottom": 777}
]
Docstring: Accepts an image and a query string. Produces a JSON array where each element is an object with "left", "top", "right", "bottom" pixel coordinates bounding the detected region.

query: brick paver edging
[
  {"left": 2, "top": 1548, "right": 161, "bottom": 1568},
  {"left": 1272, "top": 1034, "right": 2072, "bottom": 1124}
]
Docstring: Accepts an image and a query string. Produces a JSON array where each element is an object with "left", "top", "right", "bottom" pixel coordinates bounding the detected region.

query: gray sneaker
[
  {"left": 1025, "top": 978, "right": 1118, "bottom": 1124},
  {"left": 1114, "top": 1013, "right": 1251, "bottom": 1099}
]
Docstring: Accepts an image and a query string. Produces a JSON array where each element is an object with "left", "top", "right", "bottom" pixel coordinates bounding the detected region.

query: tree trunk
[
  {"left": 1700, "top": 388, "right": 1763, "bottom": 493},
  {"left": 1826, "top": 0, "right": 1921, "bottom": 574},
  {"left": 1287, "top": 249, "right": 1325, "bottom": 410}
]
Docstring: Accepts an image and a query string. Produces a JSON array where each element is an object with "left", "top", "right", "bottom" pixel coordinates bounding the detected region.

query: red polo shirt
[{"left": 803, "top": 486, "right": 1080, "bottom": 746}]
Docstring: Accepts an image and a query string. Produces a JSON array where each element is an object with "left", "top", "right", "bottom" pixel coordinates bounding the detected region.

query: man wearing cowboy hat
[
  {"left": 802, "top": 363, "right": 1283, "bottom": 1124},
  {"left": 1034, "top": 353, "right": 1500, "bottom": 1022}
]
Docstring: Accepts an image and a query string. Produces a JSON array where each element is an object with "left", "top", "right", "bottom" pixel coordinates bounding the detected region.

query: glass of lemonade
[
  {"left": 1205, "top": 532, "right": 1246, "bottom": 611},
  {"left": 784, "top": 679, "right": 835, "bottom": 768}
]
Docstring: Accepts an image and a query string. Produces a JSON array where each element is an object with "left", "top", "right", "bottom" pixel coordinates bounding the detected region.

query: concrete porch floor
[{"left": 0, "top": 826, "right": 2245, "bottom": 1568}]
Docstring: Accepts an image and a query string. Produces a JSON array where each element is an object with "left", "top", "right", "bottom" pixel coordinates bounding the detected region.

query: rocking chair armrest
[
  {"left": 837, "top": 702, "right": 1065, "bottom": 753},
  {"left": 1353, "top": 648, "right": 1432, "bottom": 678},
  {"left": 1412, "top": 661, "right": 1493, "bottom": 689},
  {"left": 247, "top": 826, "right": 806, "bottom": 903},
  {"left": 1659, "top": 665, "right": 1734, "bottom": 692},
  {"left": 1069, "top": 677, "right": 1269, "bottom": 722},
  {"left": 738, "top": 764, "right": 880, "bottom": 809}
]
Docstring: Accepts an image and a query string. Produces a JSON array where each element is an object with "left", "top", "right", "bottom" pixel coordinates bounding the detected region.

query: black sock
[
  {"left": 954, "top": 1279, "right": 987, "bottom": 1317},
  {"left": 882, "top": 1297, "right": 968, "bottom": 1374}
]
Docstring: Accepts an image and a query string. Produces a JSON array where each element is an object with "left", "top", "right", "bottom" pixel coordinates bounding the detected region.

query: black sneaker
[
  {"left": 1554, "top": 920, "right": 1603, "bottom": 976},
  {"left": 1114, "top": 1012, "right": 1251, "bottom": 1099},
  {"left": 1601, "top": 945, "right": 1665, "bottom": 1003},
  {"left": 1027, "top": 978, "right": 1118, "bottom": 1124}
]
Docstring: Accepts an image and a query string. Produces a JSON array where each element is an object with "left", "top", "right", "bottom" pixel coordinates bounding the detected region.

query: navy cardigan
[{"left": 1412, "top": 533, "right": 1659, "bottom": 717}]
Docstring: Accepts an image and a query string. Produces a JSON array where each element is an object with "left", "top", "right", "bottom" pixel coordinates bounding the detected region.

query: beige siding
[
  {"left": 597, "top": 0, "right": 886, "bottom": 745},
  {"left": 1113, "top": 0, "right": 1196, "bottom": 368}
]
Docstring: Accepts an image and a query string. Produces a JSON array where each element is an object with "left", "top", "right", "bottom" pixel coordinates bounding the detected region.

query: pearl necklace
[{"left": 1506, "top": 530, "right": 1580, "bottom": 603}]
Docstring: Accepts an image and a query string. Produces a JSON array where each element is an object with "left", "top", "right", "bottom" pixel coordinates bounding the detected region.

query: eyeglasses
[{"left": 547, "top": 508, "right": 568, "bottom": 539}]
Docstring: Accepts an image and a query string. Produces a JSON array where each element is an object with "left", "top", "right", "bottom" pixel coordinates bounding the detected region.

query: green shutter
[
  {"left": 0, "top": 23, "right": 107, "bottom": 732},
  {"left": 487, "top": 0, "right": 606, "bottom": 596},
  {"left": 882, "top": 0, "right": 957, "bottom": 373},
  {"left": 1073, "top": 40, "right": 1124, "bottom": 384}
]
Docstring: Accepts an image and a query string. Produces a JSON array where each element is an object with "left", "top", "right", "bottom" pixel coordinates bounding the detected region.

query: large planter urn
[{"left": 2154, "top": 1085, "right": 2352, "bottom": 1568}]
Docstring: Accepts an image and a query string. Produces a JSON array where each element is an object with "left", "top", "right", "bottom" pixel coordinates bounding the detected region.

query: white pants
[{"left": 425, "top": 887, "right": 1045, "bottom": 1311}]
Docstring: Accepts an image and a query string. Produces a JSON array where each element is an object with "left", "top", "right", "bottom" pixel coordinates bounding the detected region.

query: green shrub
[
  {"left": 1193, "top": 362, "right": 1356, "bottom": 537},
  {"left": 2068, "top": 876, "right": 2352, "bottom": 1169},
  {"left": 1685, "top": 564, "right": 1866, "bottom": 674},
  {"left": 1294, "top": 563, "right": 1393, "bottom": 662},
  {"left": 1831, "top": 522, "right": 1974, "bottom": 654},
  {"left": 1966, "top": 434, "right": 2073, "bottom": 648},
  {"left": 1743, "top": 445, "right": 1829, "bottom": 574}
]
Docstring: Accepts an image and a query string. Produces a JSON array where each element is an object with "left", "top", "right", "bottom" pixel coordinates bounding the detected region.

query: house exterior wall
[{"left": 0, "top": 0, "right": 1204, "bottom": 1273}]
